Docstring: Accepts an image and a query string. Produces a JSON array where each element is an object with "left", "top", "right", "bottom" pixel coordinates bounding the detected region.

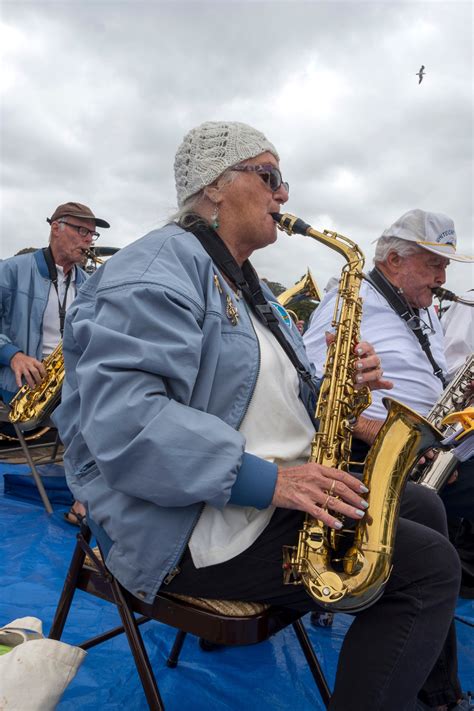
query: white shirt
[
  {"left": 42, "top": 265, "right": 77, "bottom": 357},
  {"left": 189, "top": 310, "right": 315, "bottom": 569},
  {"left": 303, "top": 280, "right": 447, "bottom": 420},
  {"left": 442, "top": 291, "right": 474, "bottom": 381}
]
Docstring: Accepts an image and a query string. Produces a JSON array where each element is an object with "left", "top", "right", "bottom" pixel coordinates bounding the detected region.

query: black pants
[
  {"left": 440, "top": 458, "right": 474, "bottom": 518},
  {"left": 166, "top": 483, "right": 461, "bottom": 711}
]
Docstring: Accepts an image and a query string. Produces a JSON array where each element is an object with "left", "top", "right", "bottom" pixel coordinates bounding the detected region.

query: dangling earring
[{"left": 211, "top": 205, "right": 219, "bottom": 230}]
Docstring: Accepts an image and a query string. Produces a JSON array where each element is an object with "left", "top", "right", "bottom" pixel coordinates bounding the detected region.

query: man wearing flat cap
[{"left": 0, "top": 201, "right": 110, "bottom": 404}]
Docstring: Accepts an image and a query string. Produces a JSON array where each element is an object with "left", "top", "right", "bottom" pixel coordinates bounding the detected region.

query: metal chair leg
[
  {"left": 49, "top": 529, "right": 92, "bottom": 640},
  {"left": 13, "top": 424, "right": 53, "bottom": 514},
  {"left": 166, "top": 630, "right": 187, "bottom": 668},
  {"left": 292, "top": 618, "right": 331, "bottom": 708},
  {"left": 111, "top": 578, "right": 165, "bottom": 711},
  {"left": 50, "top": 431, "right": 61, "bottom": 462}
]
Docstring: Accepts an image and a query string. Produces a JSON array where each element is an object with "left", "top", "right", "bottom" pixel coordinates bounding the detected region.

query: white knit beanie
[{"left": 174, "top": 121, "right": 280, "bottom": 207}]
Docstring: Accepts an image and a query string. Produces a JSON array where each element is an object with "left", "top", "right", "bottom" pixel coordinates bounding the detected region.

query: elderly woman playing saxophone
[{"left": 55, "top": 121, "right": 462, "bottom": 711}]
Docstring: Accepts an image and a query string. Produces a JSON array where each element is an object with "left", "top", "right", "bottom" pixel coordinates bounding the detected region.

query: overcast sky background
[{"left": 1, "top": 0, "right": 473, "bottom": 295}]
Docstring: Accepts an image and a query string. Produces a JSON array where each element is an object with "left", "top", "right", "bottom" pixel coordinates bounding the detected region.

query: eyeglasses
[
  {"left": 231, "top": 164, "right": 289, "bottom": 193},
  {"left": 58, "top": 220, "right": 100, "bottom": 241}
]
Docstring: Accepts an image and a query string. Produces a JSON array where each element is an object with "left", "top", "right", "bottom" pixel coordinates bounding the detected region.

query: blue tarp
[{"left": 1, "top": 461, "right": 473, "bottom": 710}]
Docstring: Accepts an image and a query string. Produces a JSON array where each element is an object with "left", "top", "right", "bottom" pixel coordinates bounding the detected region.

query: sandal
[{"left": 63, "top": 508, "right": 85, "bottom": 527}]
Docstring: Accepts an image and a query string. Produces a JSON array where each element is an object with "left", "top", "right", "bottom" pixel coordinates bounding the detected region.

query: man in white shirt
[
  {"left": 442, "top": 290, "right": 474, "bottom": 381},
  {"left": 0, "top": 201, "right": 110, "bottom": 403},
  {"left": 304, "top": 209, "right": 473, "bottom": 515},
  {"left": 304, "top": 208, "right": 474, "bottom": 710}
]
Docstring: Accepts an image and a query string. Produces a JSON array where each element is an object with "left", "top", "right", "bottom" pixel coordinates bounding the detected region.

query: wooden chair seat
[
  {"left": 50, "top": 523, "right": 331, "bottom": 710},
  {"left": 84, "top": 545, "right": 268, "bottom": 616}
]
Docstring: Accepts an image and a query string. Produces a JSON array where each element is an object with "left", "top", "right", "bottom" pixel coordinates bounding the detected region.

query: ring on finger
[{"left": 323, "top": 494, "right": 331, "bottom": 510}]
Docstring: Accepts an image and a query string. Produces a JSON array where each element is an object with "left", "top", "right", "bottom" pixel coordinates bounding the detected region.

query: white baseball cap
[{"left": 378, "top": 209, "right": 473, "bottom": 263}]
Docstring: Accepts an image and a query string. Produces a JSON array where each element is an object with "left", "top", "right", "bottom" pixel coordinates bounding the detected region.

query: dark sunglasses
[
  {"left": 231, "top": 163, "right": 289, "bottom": 193},
  {"left": 58, "top": 220, "right": 100, "bottom": 241}
]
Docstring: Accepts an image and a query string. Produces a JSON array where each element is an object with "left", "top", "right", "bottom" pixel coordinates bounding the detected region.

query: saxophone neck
[{"left": 272, "top": 212, "right": 365, "bottom": 268}]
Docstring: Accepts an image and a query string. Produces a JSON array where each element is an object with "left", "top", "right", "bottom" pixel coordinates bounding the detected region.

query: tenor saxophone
[
  {"left": 414, "top": 354, "right": 473, "bottom": 491},
  {"left": 273, "top": 212, "right": 445, "bottom": 612},
  {"left": 9, "top": 342, "right": 65, "bottom": 429}
]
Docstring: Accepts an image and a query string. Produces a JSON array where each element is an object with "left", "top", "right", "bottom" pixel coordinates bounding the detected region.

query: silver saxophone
[{"left": 414, "top": 354, "right": 473, "bottom": 491}]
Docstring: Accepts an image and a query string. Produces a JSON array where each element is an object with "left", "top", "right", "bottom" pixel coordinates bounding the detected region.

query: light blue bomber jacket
[
  {"left": 0, "top": 250, "right": 87, "bottom": 399},
  {"left": 54, "top": 223, "right": 320, "bottom": 603}
]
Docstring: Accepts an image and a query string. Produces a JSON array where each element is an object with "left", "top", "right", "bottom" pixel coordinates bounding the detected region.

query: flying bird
[{"left": 416, "top": 65, "right": 426, "bottom": 84}]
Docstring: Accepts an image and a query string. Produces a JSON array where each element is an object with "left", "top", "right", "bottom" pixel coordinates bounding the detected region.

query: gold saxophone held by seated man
[
  {"left": 9, "top": 341, "right": 65, "bottom": 430},
  {"left": 8, "top": 249, "right": 105, "bottom": 432},
  {"left": 272, "top": 212, "right": 446, "bottom": 613}
]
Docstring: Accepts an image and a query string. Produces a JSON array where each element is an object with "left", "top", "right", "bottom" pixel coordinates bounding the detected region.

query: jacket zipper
[{"left": 235, "top": 301, "right": 261, "bottom": 429}]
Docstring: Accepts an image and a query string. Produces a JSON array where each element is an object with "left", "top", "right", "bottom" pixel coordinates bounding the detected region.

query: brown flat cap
[{"left": 47, "top": 202, "right": 110, "bottom": 228}]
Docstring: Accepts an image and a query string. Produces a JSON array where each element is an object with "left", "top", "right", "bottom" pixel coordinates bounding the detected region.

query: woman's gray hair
[
  {"left": 169, "top": 169, "right": 236, "bottom": 227},
  {"left": 373, "top": 235, "right": 423, "bottom": 265}
]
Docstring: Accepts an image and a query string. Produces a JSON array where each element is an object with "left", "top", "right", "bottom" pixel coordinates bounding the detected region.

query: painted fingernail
[
  {"left": 357, "top": 361, "right": 364, "bottom": 369},
  {"left": 360, "top": 484, "right": 369, "bottom": 493},
  {"left": 333, "top": 520, "right": 343, "bottom": 529},
  {"left": 356, "top": 374, "right": 364, "bottom": 382},
  {"left": 360, "top": 499, "right": 369, "bottom": 509},
  {"left": 355, "top": 509, "right": 365, "bottom": 518}
]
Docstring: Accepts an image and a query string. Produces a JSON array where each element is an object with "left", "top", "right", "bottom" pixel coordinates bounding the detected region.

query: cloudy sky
[{"left": 1, "top": 0, "right": 473, "bottom": 295}]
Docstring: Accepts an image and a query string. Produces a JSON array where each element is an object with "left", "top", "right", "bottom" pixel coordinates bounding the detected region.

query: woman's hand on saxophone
[{"left": 272, "top": 464, "right": 369, "bottom": 530}]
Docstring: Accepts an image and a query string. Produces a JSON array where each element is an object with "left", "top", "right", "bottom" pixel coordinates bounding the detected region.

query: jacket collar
[
  {"left": 34, "top": 248, "right": 51, "bottom": 279},
  {"left": 34, "top": 248, "right": 82, "bottom": 283}
]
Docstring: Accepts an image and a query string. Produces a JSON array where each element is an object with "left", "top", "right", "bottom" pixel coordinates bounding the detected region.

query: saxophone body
[
  {"left": 273, "top": 212, "right": 445, "bottom": 612},
  {"left": 415, "top": 354, "right": 473, "bottom": 492},
  {"left": 8, "top": 343, "right": 64, "bottom": 430}
]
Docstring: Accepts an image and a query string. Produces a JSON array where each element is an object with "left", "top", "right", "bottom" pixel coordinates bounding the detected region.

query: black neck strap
[
  {"left": 42, "top": 246, "right": 72, "bottom": 338},
  {"left": 183, "top": 218, "right": 316, "bottom": 391},
  {"left": 366, "top": 267, "right": 446, "bottom": 387}
]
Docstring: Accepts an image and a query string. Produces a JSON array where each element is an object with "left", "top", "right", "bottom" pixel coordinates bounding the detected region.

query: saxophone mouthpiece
[
  {"left": 432, "top": 286, "right": 457, "bottom": 302},
  {"left": 271, "top": 212, "right": 311, "bottom": 236},
  {"left": 432, "top": 286, "right": 474, "bottom": 306}
]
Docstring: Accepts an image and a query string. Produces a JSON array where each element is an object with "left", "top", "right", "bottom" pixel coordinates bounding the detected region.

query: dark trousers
[
  {"left": 440, "top": 458, "right": 474, "bottom": 518},
  {"left": 166, "top": 483, "right": 461, "bottom": 711}
]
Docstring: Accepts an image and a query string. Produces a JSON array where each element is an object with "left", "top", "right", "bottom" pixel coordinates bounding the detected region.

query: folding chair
[
  {"left": 49, "top": 522, "right": 332, "bottom": 710},
  {"left": 0, "top": 402, "right": 61, "bottom": 514}
]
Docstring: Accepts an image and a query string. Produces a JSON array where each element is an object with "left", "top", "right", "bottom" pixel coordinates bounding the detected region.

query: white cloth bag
[{"left": 0, "top": 616, "right": 86, "bottom": 711}]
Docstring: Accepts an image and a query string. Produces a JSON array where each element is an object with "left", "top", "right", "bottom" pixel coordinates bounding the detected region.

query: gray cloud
[{"left": 1, "top": 0, "right": 472, "bottom": 294}]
